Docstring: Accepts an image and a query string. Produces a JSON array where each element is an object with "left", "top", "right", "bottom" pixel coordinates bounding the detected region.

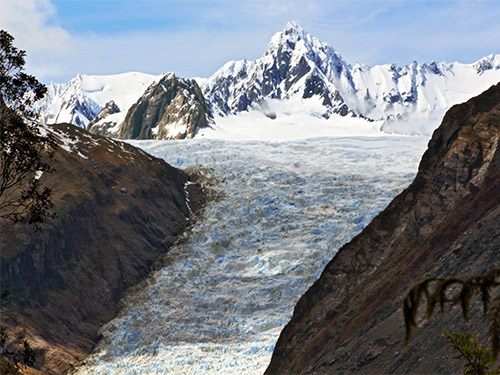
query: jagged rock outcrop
[
  {"left": 266, "top": 84, "right": 500, "bottom": 374},
  {"left": 87, "top": 100, "right": 120, "bottom": 136},
  {"left": 0, "top": 123, "right": 205, "bottom": 374},
  {"left": 116, "top": 73, "right": 213, "bottom": 140}
]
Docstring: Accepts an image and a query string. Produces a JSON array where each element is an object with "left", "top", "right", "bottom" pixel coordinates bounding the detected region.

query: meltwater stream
[{"left": 76, "top": 136, "right": 428, "bottom": 374}]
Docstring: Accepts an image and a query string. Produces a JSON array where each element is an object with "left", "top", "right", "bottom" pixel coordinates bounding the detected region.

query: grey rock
[{"left": 117, "top": 73, "right": 213, "bottom": 140}]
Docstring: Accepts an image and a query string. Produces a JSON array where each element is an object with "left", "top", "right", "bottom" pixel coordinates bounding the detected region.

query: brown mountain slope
[
  {"left": 266, "top": 83, "right": 500, "bottom": 374},
  {"left": 0, "top": 123, "right": 205, "bottom": 374}
]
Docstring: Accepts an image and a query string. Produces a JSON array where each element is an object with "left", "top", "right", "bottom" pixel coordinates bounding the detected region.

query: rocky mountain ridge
[
  {"left": 0, "top": 122, "right": 206, "bottom": 374},
  {"left": 202, "top": 21, "right": 353, "bottom": 117},
  {"left": 35, "top": 22, "right": 500, "bottom": 137},
  {"left": 114, "top": 73, "right": 213, "bottom": 140},
  {"left": 265, "top": 83, "right": 500, "bottom": 374},
  {"left": 86, "top": 99, "right": 120, "bottom": 136}
]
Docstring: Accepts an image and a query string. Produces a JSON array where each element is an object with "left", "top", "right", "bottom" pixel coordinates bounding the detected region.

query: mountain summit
[
  {"left": 203, "top": 21, "right": 352, "bottom": 117},
  {"left": 115, "top": 73, "right": 213, "bottom": 140}
]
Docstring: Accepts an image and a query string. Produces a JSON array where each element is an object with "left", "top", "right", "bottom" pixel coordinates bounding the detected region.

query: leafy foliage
[
  {"left": 0, "top": 30, "right": 54, "bottom": 227},
  {"left": 444, "top": 330, "right": 500, "bottom": 375},
  {"left": 403, "top": 268, "right": 500, "bottom": 360},
  {"left": 0, "top": 30, "right": 46, "bottom": 120}
]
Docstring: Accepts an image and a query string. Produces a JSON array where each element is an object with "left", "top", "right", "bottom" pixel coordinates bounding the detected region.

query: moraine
[{"left": 75, "top": 136, "right": 428, "bottom": 374}]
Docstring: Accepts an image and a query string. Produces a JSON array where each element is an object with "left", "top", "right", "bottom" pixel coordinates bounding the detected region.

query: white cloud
[
  {"left": 0, "top": 0, "right": 72, "bottom": 80},
  {"left": 0, "top": 0, "right": 274, "bottom": 82}
]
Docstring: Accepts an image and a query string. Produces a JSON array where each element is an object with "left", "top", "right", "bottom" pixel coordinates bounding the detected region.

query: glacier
[{"left": 75, "top": 135, "right": 428, "bottom": 374}]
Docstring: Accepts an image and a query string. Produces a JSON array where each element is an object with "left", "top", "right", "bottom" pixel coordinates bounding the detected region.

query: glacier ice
[{"left": 75, "top": 136, "right": 428, "bottom": 374}]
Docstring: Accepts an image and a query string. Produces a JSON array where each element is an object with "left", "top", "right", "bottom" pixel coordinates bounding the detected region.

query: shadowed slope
[{"left": 0, "top": 123, "right": 205, "bottom": 373}]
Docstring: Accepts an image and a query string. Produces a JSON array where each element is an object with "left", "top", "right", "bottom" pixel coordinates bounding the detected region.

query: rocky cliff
[
  {"left": 0, "top": 123, "right": 205, "bottom": 374},
  {"left": 87, "top": 100, "right": 120, "bottom": 136},
  {"left": 266, "top": 84, "right": 500, "bottom": 374},
  {"left": 115, "top": 73, "right": 213, "bottom": 140}
]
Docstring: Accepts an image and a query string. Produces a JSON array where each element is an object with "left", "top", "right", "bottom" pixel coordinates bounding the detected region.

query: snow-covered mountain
[
  {"left": 203, "top": 21, "right": 354, "bottom": 118},
  {"left": 35, "top": 72, "right": 158, "bottom": 129},
  {"left": 35, "top": 21, "right": 500, "bottom": 136},
  {"left": 203, "top": 21, "right": 500, "bottom": 135}
]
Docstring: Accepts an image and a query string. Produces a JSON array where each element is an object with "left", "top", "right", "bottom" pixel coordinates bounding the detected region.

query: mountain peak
[
  {"left": 266, "top": 20, "right": 310, "bottom": 55},
  {"left": 203, "top": 20, "right": 351, "bottom": 117},
  {"left": 116, "top": 72, "right": 212, "bottom": 140},
  {"left": 283, "top": 20, "right": 304, "bottom": 34},
  {"left": 36, "top": 24, "right": 500, "bottom": 138}
]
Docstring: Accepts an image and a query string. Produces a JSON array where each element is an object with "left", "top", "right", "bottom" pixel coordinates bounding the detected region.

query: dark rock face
[
  {"left": 474, "top": 58, "right": 494, "bottom": 75},
  {"left": 0, "top": 123, "right": 205, "bottom": 374},
  {"left": 116, "top": 73, "right": 213, "bottom": 140},
  {"left": 266, "top": 84, "right": 500, "bottom": 374},
  {"left": 87, "top": 100, "right": 120, "bottom": 136}
]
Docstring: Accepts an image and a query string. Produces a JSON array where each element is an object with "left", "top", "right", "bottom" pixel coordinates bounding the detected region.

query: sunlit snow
[{"left": 75, "top": 135, "right": 428, "bottom": 374}]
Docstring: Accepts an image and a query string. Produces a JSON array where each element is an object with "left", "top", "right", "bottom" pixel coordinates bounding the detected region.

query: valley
[
  {"left": 1, "top": 16, "right": 499, "bottom": 374},
  {"left": 74, "top": 136, "right": 428, "bottom": 374}
]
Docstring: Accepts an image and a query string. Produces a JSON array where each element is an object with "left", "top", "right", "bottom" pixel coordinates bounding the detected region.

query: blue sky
[{"left": 1, "top": 0, "right": 499, "bottom": 83}]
